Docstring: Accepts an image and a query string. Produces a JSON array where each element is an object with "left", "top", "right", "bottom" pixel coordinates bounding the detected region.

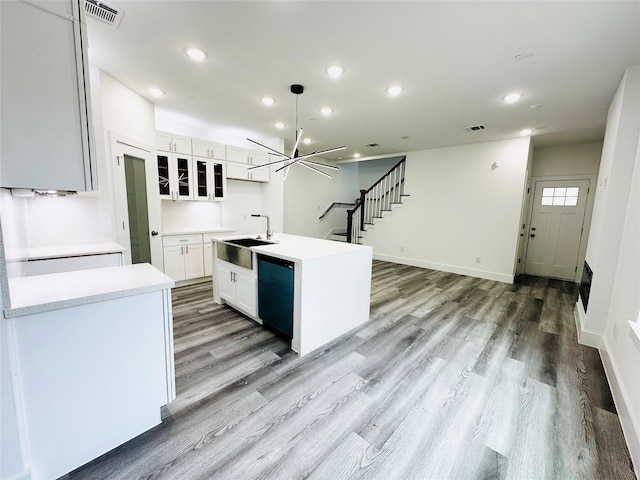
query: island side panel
[
  {"left": 296, "top": 247, "right": 372, "bottom": 356},
  {"left": 9, "top": 291, "right": 171, "bottom": 479}
]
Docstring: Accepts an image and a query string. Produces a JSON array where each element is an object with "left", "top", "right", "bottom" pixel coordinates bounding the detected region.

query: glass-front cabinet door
[
  {"left": 157, "top": 153, "right": 193, "bottom": 200},
  {"left": 157, "top": 154, "right": 172, "bottom": 199},
  {"left": 213, "top": 163, "right": 225, "bottom": 199},
  {"left": 175, "top": 155, "right": 192, "bottom": 199},
  {"left": 195, "top": 158, "right": 210, "bottom": 200},
  {"left": 193, "top": 158, "right": 226, "bottom": 201}
]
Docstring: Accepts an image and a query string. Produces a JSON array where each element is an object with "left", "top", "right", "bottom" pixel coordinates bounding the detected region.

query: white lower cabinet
[
  {"left": 218, "top": 260, "right": 256, "bottom": 316},
  {"left": 7, "top": 283, "right": 174, "bottom": 480},
  {"left": 162, "top": 235, "right": 204, "bottom": 281},
  {"left": 203, "top": 235, "right": 214, "bottom": 276}
]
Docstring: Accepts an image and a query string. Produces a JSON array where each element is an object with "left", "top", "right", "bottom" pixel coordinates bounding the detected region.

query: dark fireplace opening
[{"left": 580, "top": 261, "right": 593, "bottom": 312}]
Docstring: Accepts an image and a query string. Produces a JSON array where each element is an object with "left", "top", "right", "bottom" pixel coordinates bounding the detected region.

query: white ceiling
[{"left": 86, "top": 1, "right": 640, "bottom": 161}]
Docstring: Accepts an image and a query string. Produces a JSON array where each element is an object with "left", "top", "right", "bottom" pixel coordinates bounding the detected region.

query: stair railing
[
  {"left": 346, "top": 156, "right": 406, "bottom": 243},
  {"left": 319, "top": 202, "right": 356, "bottom": 239}
]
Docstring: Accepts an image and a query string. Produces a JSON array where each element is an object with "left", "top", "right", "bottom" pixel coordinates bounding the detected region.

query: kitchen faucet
[{"left": 251, "top": 214, "right": 272, "bottom": 240}]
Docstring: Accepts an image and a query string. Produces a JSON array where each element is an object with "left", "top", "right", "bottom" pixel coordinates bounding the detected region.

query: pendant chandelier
[{"left": 246, "top": 84, "right": 344, "bottom": 179}]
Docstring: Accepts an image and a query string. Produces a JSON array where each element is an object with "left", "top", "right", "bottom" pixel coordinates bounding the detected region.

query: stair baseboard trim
[{"left": 372, "top": 253, "right": 514, "bottom": 284}]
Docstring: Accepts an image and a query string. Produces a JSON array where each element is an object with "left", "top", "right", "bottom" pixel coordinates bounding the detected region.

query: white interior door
[
  {"left": 111, "top": 135, "right": 163, "bottom": 271},
  {"left": 524, "top": 179, "right": 590, "bottom": 280}
]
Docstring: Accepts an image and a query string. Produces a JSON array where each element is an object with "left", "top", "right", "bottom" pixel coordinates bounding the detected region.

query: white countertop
[
  {"left": 162, "top": 227, "right": 235, "bottom": 236},
  {"left": 215, "top": 233, "right": 372, "bottom": 262},
  {"left": 5, "top": 242, "right": 125, "bottom": 262},
  {"left": 5, "top": 263, "right": 174, "bottom": 318}
]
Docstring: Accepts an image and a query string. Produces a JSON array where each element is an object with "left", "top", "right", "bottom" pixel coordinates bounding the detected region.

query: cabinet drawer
[{"left": 162, "top": 234, "right": 202, "bottom": 247}]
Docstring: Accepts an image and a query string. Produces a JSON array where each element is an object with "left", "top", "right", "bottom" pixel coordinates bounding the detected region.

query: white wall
[
  {"left": 161, "top": 201, "right": 222, "bottom": 233},
  {"left": 585, "top": 67, "right": 640, "bottom": 337},
  {"left": 600, "top": 131, "right": 640, "bottom": 469},
  {"left": 355, "top": 156, "right": 405, "bottom": 191},
  {"left": 362, "top": 137, "right": 531, "bottom": 283},
  {"left": 532, "top": 142, "right": 602, "bottom": 177},
  {"left": 283, "top": 162, "right": 338, "bottom": 238},
  {"left": 334, "top": 163, "right": 358, "bottom": 204},
  {"left": 578, "top": 65, "right": 640, "bottom": 471}
]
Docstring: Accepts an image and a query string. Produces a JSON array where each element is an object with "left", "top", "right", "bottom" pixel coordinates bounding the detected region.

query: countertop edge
[
  {"left": 162, "top": 228, "right": 236, "bottom": 236},
  {"left": 4, "top": 282, "right": 174, "bottom": 318},
  {"left": 4, "top": 264, "right": 175, "bottom": 319}
]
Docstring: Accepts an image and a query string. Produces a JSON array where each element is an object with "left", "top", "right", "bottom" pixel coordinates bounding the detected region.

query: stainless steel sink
[
  {"left": 224, "top": 238, "right": 273, "bottom": 247},
  {"left": 217, "top": 237, "right": 274, "bottom": 269}
]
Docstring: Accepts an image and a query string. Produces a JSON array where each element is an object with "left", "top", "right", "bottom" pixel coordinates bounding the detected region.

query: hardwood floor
[{"left": 69, "top": 261, "right": 636, "bottom": 480}]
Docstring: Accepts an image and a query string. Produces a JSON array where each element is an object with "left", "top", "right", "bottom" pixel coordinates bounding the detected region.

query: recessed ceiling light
[
  {"left": 275, "top": 122, "right": 285, "bottom": 129},
  {"left": 261, "top": 97, "right": 275, "bottom": 106},
  {"left": 353, "top": 153, "right": 361, "bottom": 158},
  {"left": 303, "top": 138, "right": 312, "bottom": 145},
  {"left": 184, "top": 47, "right": 208, "bottom": 62},
  {"left": 326, "top": 65, "right": 344, "bottom": 77},
  {"left": 320, "top": 107, "right": 333, "bottom": 116},
  {"left": 386, "top": 85, "right": 403, "bottom": 97},
  {"left": 503, "top": 93, "right": 523, "bottom": 104},
  {"left": 520, "top": 128, "right": 533, "bottom": 136},
  {"left": 147, "top": 88, "right": 165, "bottom": 98},
  {"left": 529, "top": 104, "right": 543, "bottom": 109}
]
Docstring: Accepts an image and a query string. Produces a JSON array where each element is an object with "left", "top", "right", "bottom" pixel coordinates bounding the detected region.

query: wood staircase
[{"left": 346, "top": 157, "right": 409, "bottom": 244}]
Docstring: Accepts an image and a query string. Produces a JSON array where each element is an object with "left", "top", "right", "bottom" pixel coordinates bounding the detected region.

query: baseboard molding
[
  {"left": 599, "top": 340, "right": 640, "bottom": 476},
  {"left": 573, "top": 300, "right": 601, "bottom": 348},
  {"left": 372, "top": 253, "right": 514, "bottom": 284}
]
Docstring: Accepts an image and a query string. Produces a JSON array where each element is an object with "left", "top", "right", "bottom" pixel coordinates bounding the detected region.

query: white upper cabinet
[
  {"left": 0, "top": 0, "right": 96, "bottom": 191},
  {"left": 193, "top": 157, "right": 227, "bottom": 201},
  {"left": 156, "top": 153, "right": 194, "bottom": 200},
  {"left": 192, "top": 138, "right": 225, "bottom": 160},
  {"left": 225, "top": 147, "right": 270, "bottom": 182},
  {"left": 156, "top": 131, "right": 191, "bottom": 155}
]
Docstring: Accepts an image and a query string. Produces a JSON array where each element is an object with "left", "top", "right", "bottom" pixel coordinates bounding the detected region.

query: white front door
[
  {"left": 524, "top": 179, "right": 590, "bottom": 280},
  {"left": 111, "top": 135, "right": 163, "bottom": 271}
]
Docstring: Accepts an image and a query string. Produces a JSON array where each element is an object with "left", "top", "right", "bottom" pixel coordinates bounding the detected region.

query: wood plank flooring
[{"left": 69, "top": 261, "right": 636, "bottom": 480}]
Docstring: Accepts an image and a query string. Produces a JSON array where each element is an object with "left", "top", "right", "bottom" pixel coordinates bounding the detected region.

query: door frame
[
  {"left": 523, "top": 174, "right": 597, "bottom": 282},
  {"left": 109, "top": 131, "right": 163, "bottom": 271}
]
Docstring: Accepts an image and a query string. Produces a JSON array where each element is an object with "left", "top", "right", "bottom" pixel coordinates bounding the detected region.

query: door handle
[
  {"left": 530, "top": 234, "right": 536, "bottom": 238},
  {"left": 151, "top": 231, "right": 158, "bottom": 236}
]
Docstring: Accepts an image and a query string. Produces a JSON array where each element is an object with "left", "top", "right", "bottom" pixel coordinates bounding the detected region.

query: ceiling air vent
[
  {"left": 465, "top": 125, "right": 485, "bottom": 132},
  {"left": 84, "top": 0, "right": 123, "bottom": 28}
]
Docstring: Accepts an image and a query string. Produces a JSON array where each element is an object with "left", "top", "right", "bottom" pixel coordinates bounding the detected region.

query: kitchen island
[{"left": 213, "top": 233, "right": 372, "bottom": 356}]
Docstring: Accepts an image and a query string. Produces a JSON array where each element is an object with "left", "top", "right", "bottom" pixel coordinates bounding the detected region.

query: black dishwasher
[{"left": 257, "top": 255, "right": 294, "bottom": 339}]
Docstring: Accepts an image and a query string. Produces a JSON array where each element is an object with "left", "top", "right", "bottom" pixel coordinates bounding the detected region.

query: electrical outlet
[
  {"left": 400, "top": 246, "right": 404, "bottom": 252},
  {"left": 476, "top": 257, "right": 481, "bottom": 264},
  {"left": 613, "top": 323, "right": 618, "bottom": 340}
]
